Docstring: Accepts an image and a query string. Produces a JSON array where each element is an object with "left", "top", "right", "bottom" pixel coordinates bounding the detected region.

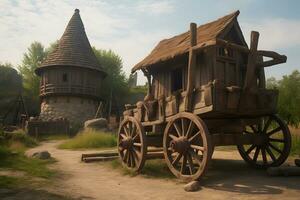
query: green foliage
[
  {"left": 0, "top": 130, "right": 38, "bottom": 148},
  {"left": 267, "top": 70, "right": 300, "bottom": 127},
  {"left": 18, "top": 41, "right": 59, "bottom": 116},
  {"left": 93, "top": 48, "right": 129, "bottom": 114},
  {"left": 0, "top": 63, "right": 22, "bottom": 97},
  {"left": 58, "top": 130, "right": 117, "bottom": 149},
  {"left": 291, "top": 134, "right": 300, "bottom": 156},
  {"left": 0, "top": 176, "right": 22, "bottom": 188}
]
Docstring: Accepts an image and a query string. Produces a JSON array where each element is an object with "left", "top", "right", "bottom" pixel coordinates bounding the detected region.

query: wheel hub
[
  {"left": 121, "top": 137, "right": 133, "bottom": 149},
  {"left": 170, "top": 136, "right": 189, "bottom": 154}
]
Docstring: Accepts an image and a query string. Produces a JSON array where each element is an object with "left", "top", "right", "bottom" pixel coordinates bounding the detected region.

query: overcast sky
[{"left": 0, "top": 0, "right": 299, "bottom": 84}]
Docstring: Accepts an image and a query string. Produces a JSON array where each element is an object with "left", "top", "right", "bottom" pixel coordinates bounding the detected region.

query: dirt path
[{"left": 26, "top": 141, "right": 300, "bottom": 200}]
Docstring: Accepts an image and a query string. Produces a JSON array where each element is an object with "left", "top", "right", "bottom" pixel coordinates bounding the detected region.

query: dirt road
[{"left": 26, "top": 141, "right": 300, "bottom": 200}]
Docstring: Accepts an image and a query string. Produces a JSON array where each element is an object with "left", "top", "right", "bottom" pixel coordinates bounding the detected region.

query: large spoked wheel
[
  {"left": 237, "top": 114, "right": 291, "bottom": 168},
  {"left": 163, "top": 112, "right": 212, "bottom": 181},
  {"left": 118, "top": 117, "right": 147, "bottom": 172}
]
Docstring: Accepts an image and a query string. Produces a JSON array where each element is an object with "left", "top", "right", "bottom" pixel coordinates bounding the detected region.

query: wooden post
[
  {"left": 185, "top": 23, "right": 197, "bottom": 111},
  {"left": 244, "top": 31, "right": 259, "bottom": 90},
  {"left": 142, "top": 69, "right": 153, "bottom": 101}
]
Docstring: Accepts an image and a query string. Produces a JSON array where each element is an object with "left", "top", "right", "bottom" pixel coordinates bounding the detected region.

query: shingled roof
[
  {"left": 36, "top": 9, "right": 105, "bottom": 75},
  {"left": 132, "top": 10, "right": 245, "bottom": 72}
]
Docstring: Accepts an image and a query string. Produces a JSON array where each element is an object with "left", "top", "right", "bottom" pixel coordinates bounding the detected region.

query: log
[{"left": 267, "top": 166, "right": 300, "bottom": 176}]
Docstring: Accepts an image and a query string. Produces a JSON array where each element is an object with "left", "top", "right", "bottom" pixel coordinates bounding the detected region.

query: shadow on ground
[
  {"left": 0, "top": 188, "right": 79, "bottom": 200},
  {"left": 201, "top": 158, "right": 300, "bottom": 195}
]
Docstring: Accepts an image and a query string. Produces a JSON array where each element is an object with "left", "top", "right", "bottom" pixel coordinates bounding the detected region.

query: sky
[{"left": 0, "top": 0, "right": 299, "bottom": 84}]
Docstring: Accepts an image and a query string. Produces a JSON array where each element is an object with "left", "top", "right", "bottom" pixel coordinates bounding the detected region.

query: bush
[
  {"left": 0, "top": 129, "right": 38, "bottom": 148},
  {"left": 59, "top": 130, "right": 117, "bottom": 149}
]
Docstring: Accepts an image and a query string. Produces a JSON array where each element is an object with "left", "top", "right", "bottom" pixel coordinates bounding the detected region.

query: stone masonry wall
[{"left": 39, "top": 96, "right": 98, "bottom": 127}]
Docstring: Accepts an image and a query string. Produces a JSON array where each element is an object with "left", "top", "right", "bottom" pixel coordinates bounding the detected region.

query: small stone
[
  {"left": 32, "top": 151, "right": 51, "bottom": 160},
  {"left": 295, "top": 159, "right": 300, "bottom": 167},
  {"left": 184, "top": 181, "right": 201, "bottom": 192}
]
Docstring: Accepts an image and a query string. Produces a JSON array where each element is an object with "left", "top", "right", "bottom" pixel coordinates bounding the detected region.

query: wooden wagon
[{"left": 117, "top": 11, "right": 291, "bottom": 181}]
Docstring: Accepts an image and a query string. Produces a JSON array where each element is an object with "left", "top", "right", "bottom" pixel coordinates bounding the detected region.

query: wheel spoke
[
  {"left": 262, "top": 118, "right": 271, "bottom": 133},
  {"left": 173, "top": 122, "right": 182, "bottom": 137},
  {"left": 123, "top": 126, "right": 130, "bottom": 136},
  {"left": 189, "top": 150, "right": 202, "bottom": 165},
  {"left": 267, "top": 127, "right": 282, "bottom": 136},
  {"left": 120, "top": 133, "right": 126, "bottom": 139},
  {"left": 171, "top": 153, "right": 182, "bottom": 166},
  {"left": 188, "top": 131, "right": 200, "bottom": 142},
  {"left": 190, "top": 144, "right": 204, "bottom": 152},
  {"left": 266, "top": 146, "right": 276, "bottom": 162},
  {"left": 181, "top": 118, "right": 186, "bottom": 136},
  {"left": 187, "top": 153, "right": 195, "bottom": 175},
  {"left": 123, "top": 149, "right": 129, "bottom": 162},
  {"left": 132, "top": 132, "right": 139, "bottom": 141},
  {"left": 127, "top": 151, "right": 132, "bottom": 167},
  {"left": 269, "top": 142, "right": 283, "bottom": 154},
  {"left": 131, "top": 124, "right": 136, "bottom": 137},
  {"left": 180, "top": 154, "right": 187, "bottom": 174},
  {"left": 269, "top": 138, "right": 284, "bottom": 143},
  {"left": 250, "top": 125, "right": 258, "bottom": 133},
  {"left": 245, "top": 144, "right": 256, "bottom": 154},
  {"left": 186, "top": 120, "right": 194, "bottom": 138},
  {"left": 253, "top": 147, "right": 260, "bottom": 162},
  {"left": 261, "top": 148, "right": 267, "bottom": 165},
  {"left": 169, "top": 134, "right": 178, "bottom": 140},
  {"left": 133, "top": 142, "right": 142, "bottom": 147},
  {"left": 132, "top": 149, "right": 139, "bottom": 166}
]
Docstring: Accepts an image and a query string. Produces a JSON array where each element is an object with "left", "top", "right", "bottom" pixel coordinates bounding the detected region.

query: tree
[
  {"left": 18, "top": 42, "right": 47, "bottom": 116},
  {"left": 93, "top": 48, "right": 129, "bottom": 116},
  {"left": 277, "top": 70, "right": 300, "bottom": 127},
  {"left": 0, "top": 63, "right": 22, "bottom": 123},
  {"left": 267, "top": 70, "right": 300, "bottom": 127}
]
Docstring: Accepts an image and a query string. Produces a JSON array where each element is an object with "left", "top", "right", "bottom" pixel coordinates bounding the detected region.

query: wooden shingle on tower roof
[{"left": 35, "top": 9, "right": 105, "bottom": 75}]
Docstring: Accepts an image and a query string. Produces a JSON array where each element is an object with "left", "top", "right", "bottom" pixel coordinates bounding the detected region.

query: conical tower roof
[{"left": 36, "top": 9, "right": 105, "bottom": 75}]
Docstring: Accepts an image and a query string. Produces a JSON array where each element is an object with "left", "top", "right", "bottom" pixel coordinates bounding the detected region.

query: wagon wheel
[
  {"left": 118, "top": 117, "right": 147, "bottom": 172},
  {"left": 163, "top": 112, "right": 212, "bottom": 181},
  {"left": 237, "top": 114, "right": 291, "bottom": 168}
]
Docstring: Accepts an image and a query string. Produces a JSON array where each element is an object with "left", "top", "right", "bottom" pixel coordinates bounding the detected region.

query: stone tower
[{"left": 35, "top": 9, "right": 106, "bottom": 126}]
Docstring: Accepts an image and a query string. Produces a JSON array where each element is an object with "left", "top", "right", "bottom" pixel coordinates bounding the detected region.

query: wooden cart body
[{"left": 118, "top": 11, "right": 291, "bottom": 181}]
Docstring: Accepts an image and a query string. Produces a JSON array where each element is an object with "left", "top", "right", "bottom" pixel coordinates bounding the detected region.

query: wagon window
[{"left": 171, "top": 68, "right": 183, "bottom": 92}]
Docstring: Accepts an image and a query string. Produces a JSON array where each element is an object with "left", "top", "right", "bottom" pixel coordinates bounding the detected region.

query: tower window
[{"left": 62, "top": 73, "right": 68, "bottom": 82}]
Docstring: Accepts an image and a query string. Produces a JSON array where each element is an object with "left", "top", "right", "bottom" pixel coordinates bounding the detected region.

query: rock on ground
[
  {"left": 184, "top": 181, "right": 201, "bottom": 192},
  {"left": 84, "top": 118, "right": 108, "bottom": 131},
  {"left": 32, "top": 151, "right": 51, "bottom": 160}
]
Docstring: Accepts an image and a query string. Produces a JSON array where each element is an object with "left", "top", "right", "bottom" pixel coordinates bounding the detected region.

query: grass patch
[
  {"left": 0, "top": 146, "right": 56, "bottom": 178},
  {"left": 110, "top": 159, "right": 174, "bottom": 179},
  {"left": 58, "top": 129, "right": 117, "bottom": 149},
  {"left": 291, "top": 134, "right": 300, "bottom": 156},
  {"left": 0, "top": 175, "right": 23, "bottom": 188}
]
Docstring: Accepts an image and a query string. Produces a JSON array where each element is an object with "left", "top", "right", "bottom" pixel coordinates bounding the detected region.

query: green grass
[
  {"left": 0, "top": 175, "right": 24, "bottom": 188},
  {"left": 58, "top": 130, "right": 117, "bottom": 149},
  {"left": 110, "top": 159, "right": 174, "bottom": 179},
  {"left": 0, "top": 145, "right": 56, "bottom": 178},
  {"left": 291, "top": 134, "right": 300, "bottom": 156}
]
